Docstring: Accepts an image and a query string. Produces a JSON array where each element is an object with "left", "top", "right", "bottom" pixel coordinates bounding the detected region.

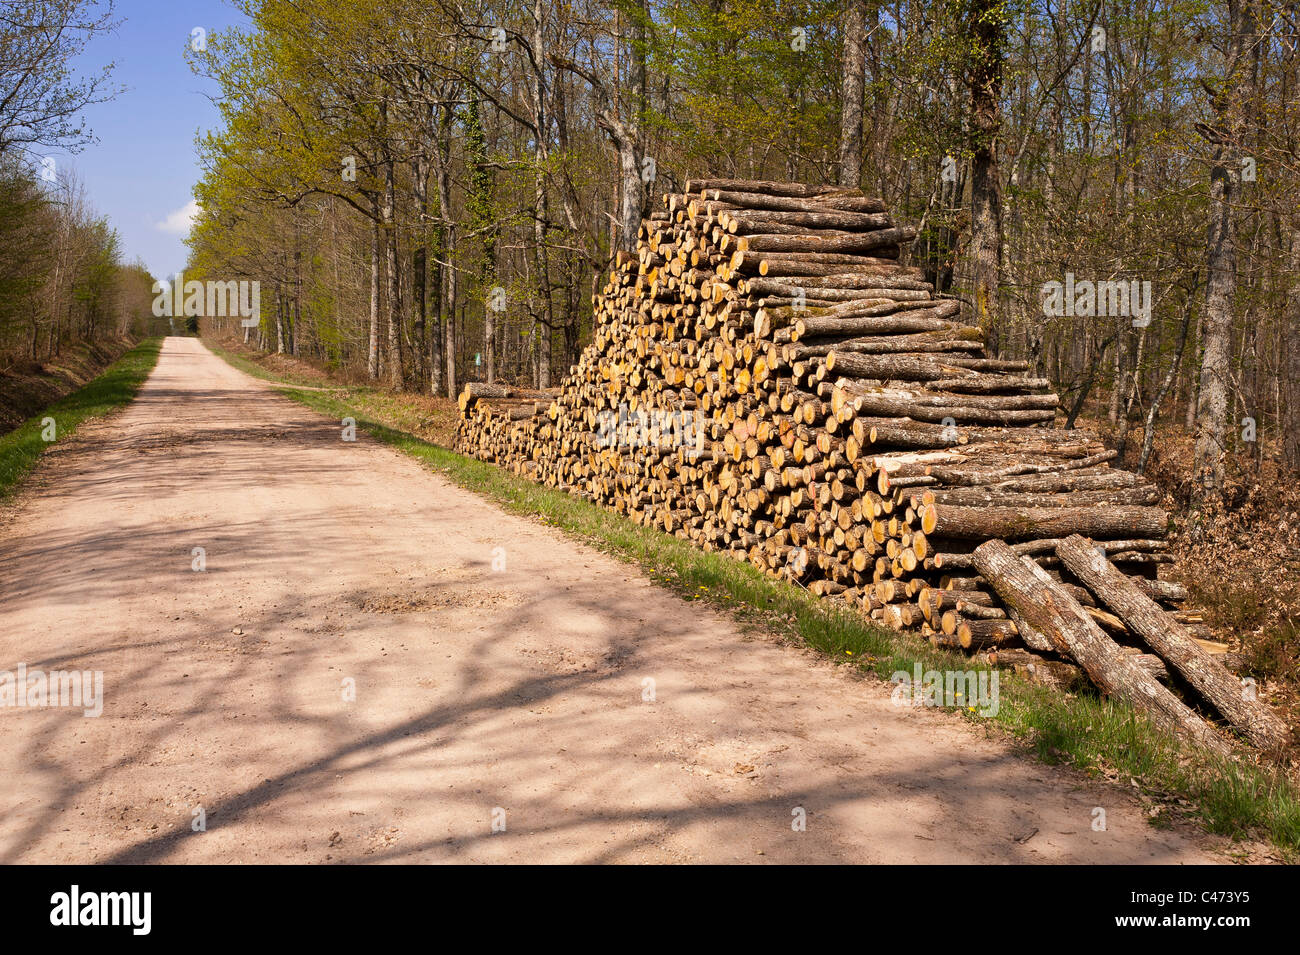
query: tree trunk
[
  {"left": 967, "top": 0, "right": 1005, "bottom": 352},
  {"left": 431, "top": 103, "right": 457, "bottom": 398},
  {"left": 368, "top": 198, "right": 381, "bottom": 380},
  {"left": 1183, "top": 310, "right": 1201, "bottom": 430},
  {"left": 528, "top": 0, "right": 555, "bottom": 388},
  {"left": 274, "top": 281, "right": 285, "bottom": 355},
  {"left": 1138, "top": 292, "right": 1194, "bottom": 474},
  {"left": 1193, "top": 0, "right": 1257, "bottom": 504},
  {"left": 412, "top": 153, "right": 430, "bottom": 393},
  {"left": 291, "top": 228, "right": 301, "bottom": 356},
  {"left": 1194, "top": 156, "right": 1235, "bottom": 499},
  {"left": 445, "top": 252, "right": 458, "bottom": 399},
  {"left": 1114, "top": 327, "right": 1146, "bottom": 460},
  {"left": 1108, "top": 317, "right": 1124, "bottom": 424},
  {"left": 1284, "top": 213, "right": 1300, "bottom": 470},
  {"left": 837, "top": 0, "right": 867, "bottom": 187},
  {"left": 429, "top": 218, "right": 444, "bottom": 397},
  {"left": 931, "top": 503, "right": 1167, "bottom": 541},
  {"left": 383, "top": 155, "right": 404, "bottom": 390}
]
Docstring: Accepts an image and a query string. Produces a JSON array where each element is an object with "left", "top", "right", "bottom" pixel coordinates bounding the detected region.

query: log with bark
[
  {"left": 972, "top": 540, "right": 1232, "bottom": 757},
  {"left": 1055, "top": 535, "right": 1290, "bottom": 751}
]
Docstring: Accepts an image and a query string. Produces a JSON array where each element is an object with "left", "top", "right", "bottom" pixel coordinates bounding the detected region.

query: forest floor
[
  {"left": 0, "top": 336, "right": 139, "bottom": 436},
  {"left": 0, "top": 335, "right": 1280, "bottom": 863}
]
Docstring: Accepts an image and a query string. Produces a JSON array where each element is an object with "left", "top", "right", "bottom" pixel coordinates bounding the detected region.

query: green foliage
[
  {"left": 647, "top": 0, "right": 841, "bottom": 177},
  {"left": 0, "top": 160, "right": 146, "bottom": 361},
  {"left": 464, "top": 96, "right": 498, "bottom": 283},
  {"left": 0, "top": 162, "right": 53, "bottom": 338}
]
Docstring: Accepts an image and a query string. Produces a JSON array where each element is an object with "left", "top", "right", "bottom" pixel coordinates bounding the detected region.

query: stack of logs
[{"left": 456, "top": 178, "right": 1288, "bottom": 755}]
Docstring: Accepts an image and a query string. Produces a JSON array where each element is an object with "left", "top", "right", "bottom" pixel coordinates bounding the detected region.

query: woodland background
[{"left": 0, "top": 1, "right": 158, "bottom": 372}]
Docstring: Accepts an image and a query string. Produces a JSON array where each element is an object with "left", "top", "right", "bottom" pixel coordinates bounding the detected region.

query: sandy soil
[{"left": 0, "top": 337, "right": 1238, "bottom": 863}]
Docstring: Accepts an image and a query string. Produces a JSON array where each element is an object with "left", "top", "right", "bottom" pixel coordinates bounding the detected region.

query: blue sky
[{"left": 47, "top": 0, "right": 250, "bottom": 281}]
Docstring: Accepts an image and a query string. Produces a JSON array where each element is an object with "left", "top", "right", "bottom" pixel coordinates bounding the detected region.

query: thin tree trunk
[
  {"left": 1108, "top": 316, "right": 1124, "bottom": 424},
  {"left": 1139, "top": 292, "right": 1195, "bottom": 473},
  {"left": 292, "top": 221, "right": 302, "bottom": 357},
  {"left": 383, "top": 155, "right": 404, "bottom": 390},
  {"left": 968, "top": 0, "right": 1005, "bottom": 353},
  {"left": 430, "top": 103, "right": 457, "bottom": 398},
  {"left": 1193, "top": 0, "right": 1256, "bottom": 505},
  {"left": 274, "top": 280, "right": 285, "bottom": 354},
  {"left": 1114, "top": 327, "right": 1146, "bottom": 460},
  {"left": 1184, "top": 310, "right": 1201, "bottom": 430},
  {"left": 413, "top": 155, "right": 430, "bottom": 392},
  {"left": 528, "top": 0, "right": 556, "bottom": 388},
  {"left": 1284, "top": 214, "right": 1300, "bottom": 470},
  {"left": 368, "top": 198, "right": 381, "bottom": 380},
  {"left": 837, "top": 0, "right": 867, "bottom": 187},
  {"left": 429, "top": 219, "right": 444, "bottom": 397}
]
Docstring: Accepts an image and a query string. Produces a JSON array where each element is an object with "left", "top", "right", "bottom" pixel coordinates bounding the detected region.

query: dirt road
[{"left": 0, "top": 337, "right": 1229, "bottom": 863}]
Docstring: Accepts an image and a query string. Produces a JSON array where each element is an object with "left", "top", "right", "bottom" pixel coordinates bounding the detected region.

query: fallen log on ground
[
  {"left": 972, "top": 539, "right": 1232, "bottom": 757},
  {"left": 1056, "top": 535, "right": 1290, "bottom": 752}
]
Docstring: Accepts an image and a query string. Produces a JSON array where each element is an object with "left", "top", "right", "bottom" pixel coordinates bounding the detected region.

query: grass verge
[
  {"left": 0, "top": 338, "right": 162, "bottom": 499},
  {"left": 209, "top": 340, "right": 1300, "bottom": 857},
  {"left": 205, "top": 343, "right": 324, "bottom": 387}
]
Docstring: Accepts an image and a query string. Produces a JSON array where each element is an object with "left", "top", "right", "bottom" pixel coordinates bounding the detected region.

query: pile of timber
[{"left": 455, "top": 177, "right": 1288, "bottom": 755}]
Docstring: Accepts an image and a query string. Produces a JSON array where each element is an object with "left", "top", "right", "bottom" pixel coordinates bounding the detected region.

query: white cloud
[{"left": 157, "top": 199, "right": 200, "bottom": 235}]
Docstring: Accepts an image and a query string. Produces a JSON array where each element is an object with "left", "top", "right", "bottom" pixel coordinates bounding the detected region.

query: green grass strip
[
  {"left": 0, "top": 338, "right": 162, "bottom": 499},
  {"left": 209, "top": 341, "right": 1300, "bottom": 856}
]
